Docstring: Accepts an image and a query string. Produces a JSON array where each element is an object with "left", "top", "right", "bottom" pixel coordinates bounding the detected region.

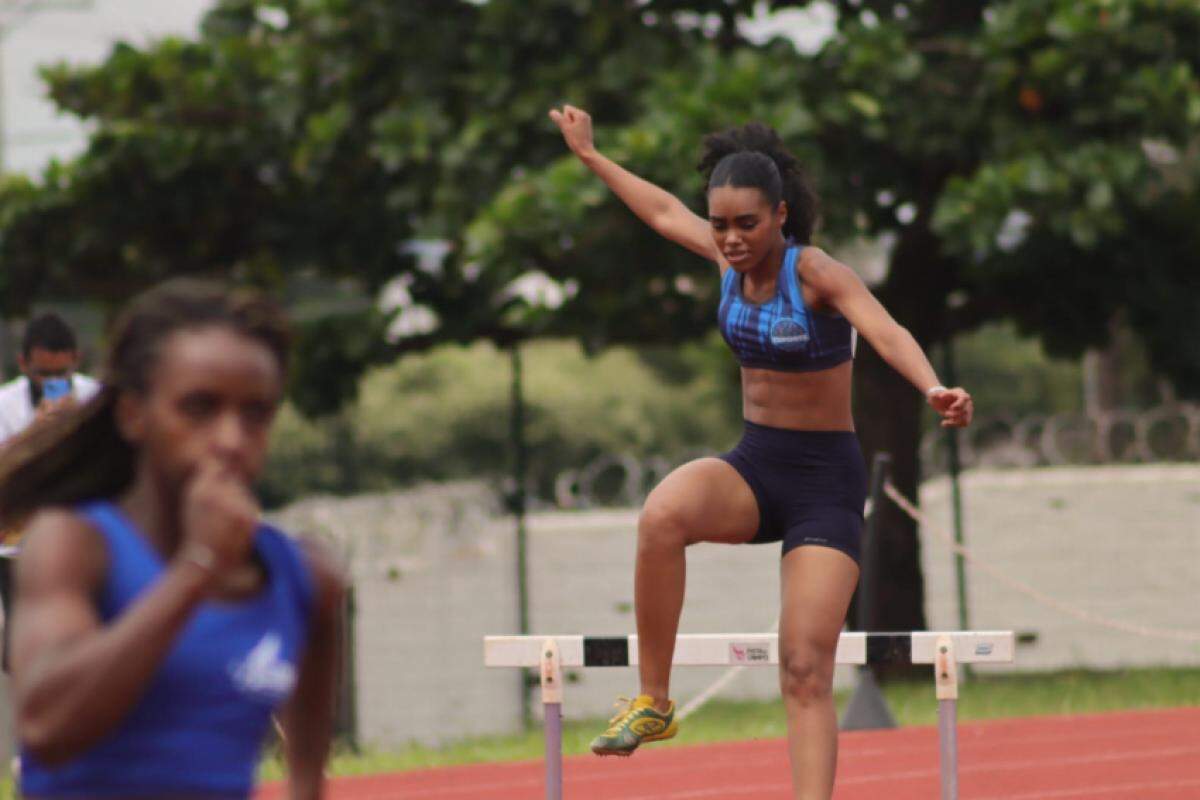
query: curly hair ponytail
[{"left": 698, "top": 123, "right": 819, "bottom": 244}]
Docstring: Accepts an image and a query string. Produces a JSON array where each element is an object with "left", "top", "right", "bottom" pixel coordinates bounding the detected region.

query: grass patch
[
  {"left": 884, "top": 666, "right": 1200, "bottom": 725},
  {"left": 259, "top": 666, "right": 1200, "bottom": 780}
]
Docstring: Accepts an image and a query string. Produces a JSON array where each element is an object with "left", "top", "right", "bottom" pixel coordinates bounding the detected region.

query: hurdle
[{"left": 485, "top": 630, "right": 1014, "bottom": 800}]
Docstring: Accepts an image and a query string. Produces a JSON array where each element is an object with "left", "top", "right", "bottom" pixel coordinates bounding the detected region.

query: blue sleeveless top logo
[
  {"left": 718, "top": 245, "right": 855, "bottom": 371},
  {"left": 21, "top": 502, "right": 315, "bottom": 799}
]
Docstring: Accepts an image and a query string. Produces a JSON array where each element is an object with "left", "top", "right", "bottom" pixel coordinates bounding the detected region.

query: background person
[
  {"left": 0, "top": 313, "right": 102, "bottom": 672},
  {"left": 0, "top": 313, "right": 100, "bottom": 449},
  {"left": 0, "top": 280, "right": 344, "bottom": 800}
]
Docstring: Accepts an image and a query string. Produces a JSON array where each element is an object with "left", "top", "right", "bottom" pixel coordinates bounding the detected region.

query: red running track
[{"left": 258, "top": 707, "right": 1200, "bottom": 799}]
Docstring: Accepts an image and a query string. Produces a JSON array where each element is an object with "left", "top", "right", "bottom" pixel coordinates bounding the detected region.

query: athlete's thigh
[
  {"left": 779, "top": 546, "right": 860, "bottom": 659},
  {"left": 642, "top": 457, "right": 760, "bottom": 546}
]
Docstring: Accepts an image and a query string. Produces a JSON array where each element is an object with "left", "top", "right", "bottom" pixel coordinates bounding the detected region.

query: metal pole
[
  {"left": 840, "top": 452, "right": 897, "bottom": 731},
  {"left": 942, "top": 338, "right": 968, "bottom": 629},
  {"left": 938, "top": 699, "right": 958, "bottom": 800},
  {"left": 335, "top": 584, "right": 359, "bottom": 752},
  {"left": 858, "top": 452, "right": 891, "bottom": 632},
  {"left": 942, "top": 339, "right": 971, "bottom": 637},
  {"left": 510, "top": 343, "right": 532, "bottom": 728},
  {"left": 540, "top": 639, "right": 563, "bottom": 800},
  {"left": 934, "top": 635, "right": 959, "bottom": 800}
]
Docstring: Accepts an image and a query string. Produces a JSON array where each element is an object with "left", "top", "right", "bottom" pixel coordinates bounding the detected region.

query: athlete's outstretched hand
[
  {"left": 928, "top": 387, "right": 973, "bottom": 428},
  {"left": 548, "top": 105, "right": 596, "bottom": 159}
]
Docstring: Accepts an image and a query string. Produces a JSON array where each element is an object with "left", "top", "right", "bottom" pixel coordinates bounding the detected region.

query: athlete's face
[
  {"left": 707, "top": 186, "right": 787, "bottom": 273},
  {"left": 119, "top": 326, "right": 283, "bottom": 495}
]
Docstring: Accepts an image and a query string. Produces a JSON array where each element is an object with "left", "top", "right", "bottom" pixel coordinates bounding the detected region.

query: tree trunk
[
  {"left": 1083, "top": 314, "right": 1129, "bottom": 414},
  {"left": 848, "top": 222, "right": 950, "bottom": 676},
  {"left": 851, "top": 338, "right": 927, "bottom": 643}
]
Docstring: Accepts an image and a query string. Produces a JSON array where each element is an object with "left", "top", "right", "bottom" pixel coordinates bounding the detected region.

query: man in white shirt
[
  {"left": 0, "top": 313, "right": 100, "bottom": 677},
  {"left": 0, "top": 313, "right": 100, "bottom": 447}
]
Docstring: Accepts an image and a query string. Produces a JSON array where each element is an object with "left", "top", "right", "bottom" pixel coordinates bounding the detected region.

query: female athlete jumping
[{"left": 550, "top": 105, "right": 972, "bottom": 799}]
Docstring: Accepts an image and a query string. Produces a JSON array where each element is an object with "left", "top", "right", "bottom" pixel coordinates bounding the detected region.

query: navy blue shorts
[{"left": 719, "top": 421, "right": 868, "bottom": 564}]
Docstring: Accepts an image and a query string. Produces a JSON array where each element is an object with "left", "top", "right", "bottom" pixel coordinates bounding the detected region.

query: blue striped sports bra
[{"left": 717, "top": 245, "right": 855, "bottom": 372}]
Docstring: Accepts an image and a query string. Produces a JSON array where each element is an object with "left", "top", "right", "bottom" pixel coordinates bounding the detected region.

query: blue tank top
[
  {"left": 717, "top": 245, "right": 855, "bottom": 372},
  {"left": 21, "top": 502, "right": 316, "bottom": 799}
]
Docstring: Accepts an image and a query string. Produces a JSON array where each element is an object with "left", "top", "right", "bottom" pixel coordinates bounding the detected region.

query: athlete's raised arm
[{"left": 549, "top": 105, "right": 721, "bottom": 266}]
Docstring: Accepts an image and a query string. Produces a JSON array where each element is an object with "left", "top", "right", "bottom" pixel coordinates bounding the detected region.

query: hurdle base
[{"left": 840, "top": 667, "right": 897, "bottom": 731}]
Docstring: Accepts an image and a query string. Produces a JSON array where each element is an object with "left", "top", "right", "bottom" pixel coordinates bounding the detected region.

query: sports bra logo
[{"left": 770, "top": 318, "right": 809, "bottom": 351}]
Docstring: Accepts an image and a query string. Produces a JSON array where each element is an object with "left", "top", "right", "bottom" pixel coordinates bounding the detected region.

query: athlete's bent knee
[
  {"left": 638, "top": 499, "right": 692, "bottom": 550},
  {"left": 779, "top": 649, "right": 834, "bottom": 708}
]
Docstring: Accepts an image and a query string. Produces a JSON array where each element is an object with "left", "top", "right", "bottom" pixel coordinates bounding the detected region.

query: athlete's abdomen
[{"left": 740, "top": 360, "right": 854, "bottom": 431}]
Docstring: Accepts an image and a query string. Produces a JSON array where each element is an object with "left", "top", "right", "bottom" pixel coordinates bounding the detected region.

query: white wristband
[{"left": 925, "top": 385, "right": 948, "bottom": 399}]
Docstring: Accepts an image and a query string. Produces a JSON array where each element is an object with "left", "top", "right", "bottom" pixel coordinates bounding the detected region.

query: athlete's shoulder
[
  {"left": 796, "top": 244, "right": 834, "bottom": 270},
  {"left": 258, "top": 526, "right": 346, "bottom": 619},
  {"left": 18, "top": 508, "right": 108, "bottom": 595},
  {"left": 258, "top": 531, "right": 346, "bottom": 639},
  {"left": 23, "top": 507, "right": 102, "bottom": 549},
  {"left": 295, "top": 536, "right": 346, "bottom": 621},
  {"left": 796, "top": 245, "right": 854, "bottom": 287}
]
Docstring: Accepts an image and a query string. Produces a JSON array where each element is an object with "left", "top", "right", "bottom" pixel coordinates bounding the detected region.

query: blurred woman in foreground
[{"left": 0, "top": 279, "right": 344, "bottom": 800}]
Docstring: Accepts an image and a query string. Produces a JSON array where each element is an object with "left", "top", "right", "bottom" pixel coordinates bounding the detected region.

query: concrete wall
[
  {"left": 273, "top": 464, "right": 1200, "bottom": 749},
  {"left": 1, "top": 466, "right": 1191, "bottom": 758},
  {"left": 919, "top": 465, "right": 1200, "bottom": 674},
  {"left": 274, "top": 487, "right": 795, "bottom": 748}
]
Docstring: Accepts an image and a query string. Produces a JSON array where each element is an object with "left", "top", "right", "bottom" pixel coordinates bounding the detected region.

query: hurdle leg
[
  {"left": 934, "top": 635, "right": 959, "bottom": 800},
  {"left": 540, "top": 638, "right": 564, "bottom": 800}
]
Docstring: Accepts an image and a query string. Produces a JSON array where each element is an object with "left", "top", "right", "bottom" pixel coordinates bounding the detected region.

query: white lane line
[
  {"left": 617, "top": 783, "right": 792, "bottom": 800},
  {"left": 837, "top": 744, "right": 1200, "bottom": 786}
]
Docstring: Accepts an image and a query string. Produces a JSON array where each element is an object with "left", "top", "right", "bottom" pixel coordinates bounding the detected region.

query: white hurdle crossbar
[{"left": 485, "top": 630, "right": 1015, "bottom": 800}]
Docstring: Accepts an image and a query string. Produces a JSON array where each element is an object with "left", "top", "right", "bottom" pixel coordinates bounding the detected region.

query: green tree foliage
[
  {"left": 933, "top": 1, "right": 1200, "bottom": 392},
  {"left": 930, "top": 322, "right": 1084, "bottom": 419},
  {"left": 262, "top": 325, "right": 1082, "bottom": 508},
  {"left": 3, "top": 0, "right": 1199, "bottom": 633},
  {"left": 261, "top": 338, "right": 741, "bottom": 507},
  {"left": 469, "top": 0, "right": 1200, "bottom": 634},
  {"left": 0, "top": 0, "right": 731, "bottom": 415},
  {"left": 7, "top": 1, "right": 1195, "bottom": 394}
]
